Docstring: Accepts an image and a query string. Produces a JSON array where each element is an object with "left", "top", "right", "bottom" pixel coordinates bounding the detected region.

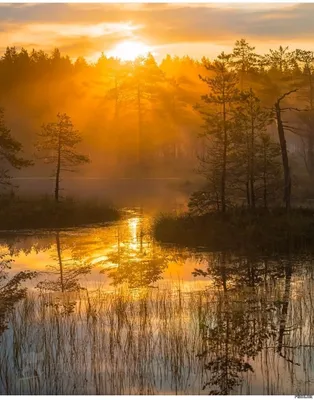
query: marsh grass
[
  {"left": 0, "top": 278, "right": 313, "bottom": 395},
  {"left": 0, "top": 196, "right": 120, "bottom": 230}
]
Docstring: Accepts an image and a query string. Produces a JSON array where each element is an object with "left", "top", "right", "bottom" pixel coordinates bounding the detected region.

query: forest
[{"left": 1, "top": 39, "right": 314, "bottom": 213}]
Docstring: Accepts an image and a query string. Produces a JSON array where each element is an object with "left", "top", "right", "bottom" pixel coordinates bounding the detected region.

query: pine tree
[
  {"left": 35, "top": 113, "right": 90, "bottom": 201},
  {"left": 231, "top": 90, "right": 276, "bottom": 208},
  {"left": 295, "top": 49, "right": 314, "bottom": 177},
  {"left": 0, "top": 108, "right": 33, "bottom": 189},
  {"left": 231, "top": 39, "right": 258, "bottom": 90},
  {"left": 130, "top": 54, "right": 165, "bottom": 174},
  {"left": 196, "top": 52, "right": 239, "bottom": 212}
]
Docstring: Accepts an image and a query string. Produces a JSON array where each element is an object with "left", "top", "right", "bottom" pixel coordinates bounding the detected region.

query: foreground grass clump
[
  {"left": 153, "top": 208, "right": 314, "bottom": 252},
  {"left": 0, "top": 196, "right": 120, "bottom": 230}
]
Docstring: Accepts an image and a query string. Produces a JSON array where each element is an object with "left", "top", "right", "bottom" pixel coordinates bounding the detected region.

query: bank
[
  {"left": 0, "top": 196, "right": 120, "bottom": 230},
  {"left": 153, "top": 208, "right": 314, "bottom": 253}
]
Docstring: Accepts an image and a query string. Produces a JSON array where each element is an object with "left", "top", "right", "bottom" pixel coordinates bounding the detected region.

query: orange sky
[{"left": 1, "top": 3, "right": 314, "bottom": 62}]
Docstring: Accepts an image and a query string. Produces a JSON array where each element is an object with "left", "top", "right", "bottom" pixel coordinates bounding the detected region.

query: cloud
[{"left": 0, "top": 3, "right": 314, "bottom": 59}]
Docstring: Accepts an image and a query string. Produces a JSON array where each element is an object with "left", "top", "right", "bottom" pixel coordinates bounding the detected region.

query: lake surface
[{"left": 0, "top": 207, "right": 314, "bottom": 395}]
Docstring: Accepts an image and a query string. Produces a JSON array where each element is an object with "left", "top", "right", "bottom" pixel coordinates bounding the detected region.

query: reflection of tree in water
[
  {"left": 36, "top": 232, "right": 92, "bottom": 293},
  {"left": 0, "top": 253, "right": 36, "bottom": 336},
  {"left": 276, "top": 258, "right": 302, "bottom": 366},
  {"left": 198, "top": 292, "right": 277, "bottom": 395},
  {"left": 0, "top": 234, "right": 54, "bottom": 257},
  {"left": 101, "top": 217, "right": 168, "bottom": 288},
  {"left": 193, "top": 252, "right": 294, "bottom": 395},
  {"left": 193, "top": 252, "right": 287, "bottom": 291}
]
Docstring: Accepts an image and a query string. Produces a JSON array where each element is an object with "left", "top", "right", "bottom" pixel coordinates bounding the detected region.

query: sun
[{"left": 107, "top": 40, "right": 152, "bottom": 61}]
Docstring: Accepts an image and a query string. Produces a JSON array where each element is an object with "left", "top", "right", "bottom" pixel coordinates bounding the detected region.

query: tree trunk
[
  {"left": 246, "top": 130, "right": 251, "bottom": 208},
  {"left": 275, "top": 102, "right": 291, "bottom": 212},
  {"left": 137, "top": 82, "right": 142, "bottom": 176},
  {"left": 263, "top": 148, "right": 268, "bottom": 209},
  {"left": 55, "top": 128, "right": 61, "bottom": 202},
  {"left": 250, "top": 118, "right": 256, "bottom": 209},
  {"left": 307, "top": 131, "right": 314, "bottom": 178},
  {"left": 221, "top": 101, "right": 227, "bottom": 213},
  {"left": 305, "top": 72, "right": 314, "bottom": 178},
  {"left": 246, "top": 181, "right": 251, "bottom": 208}
]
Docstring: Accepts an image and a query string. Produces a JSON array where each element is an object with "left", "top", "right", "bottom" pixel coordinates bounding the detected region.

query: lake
[{"left": 0, "top": 206, "right": 313, "bottom": 395}]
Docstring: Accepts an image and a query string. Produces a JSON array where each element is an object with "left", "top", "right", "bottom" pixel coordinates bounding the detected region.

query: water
[{"left": 0, "top": 208, "right": 313, "bottom": 395}]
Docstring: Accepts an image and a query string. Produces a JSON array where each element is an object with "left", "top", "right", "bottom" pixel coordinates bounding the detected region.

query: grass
[
  {"left": 0, "top": 275, "right": 313, "bottom": 395},
  {"left": 153, "top": 208, "right": 314, "bottom": 253},
  {"left": 0, "top": 196, "right": 120, "bottom": 230}
]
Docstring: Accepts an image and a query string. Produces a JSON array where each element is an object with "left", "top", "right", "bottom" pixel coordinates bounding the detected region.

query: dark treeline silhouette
[{"left": 1, "top": 40, "right": 314, "bottom": 192}]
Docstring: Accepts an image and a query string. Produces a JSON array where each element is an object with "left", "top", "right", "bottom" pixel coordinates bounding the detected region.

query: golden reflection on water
[
  {"left": 0, "top": 211, "right": 208, "bottom": 291},
  {"left": 0, "top": 210, "right": 314, "bottom": 395}
]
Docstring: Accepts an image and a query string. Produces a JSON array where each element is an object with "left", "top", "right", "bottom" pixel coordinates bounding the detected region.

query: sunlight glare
[{"left": 107, "top": 40, "right": 152, "bottom": 61}]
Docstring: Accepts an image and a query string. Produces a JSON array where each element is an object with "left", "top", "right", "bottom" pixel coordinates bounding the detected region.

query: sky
[{"left": 1, "top": 3, "right": 314, "bottom": 62}]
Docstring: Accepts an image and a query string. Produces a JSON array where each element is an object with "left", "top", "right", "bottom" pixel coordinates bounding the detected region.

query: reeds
[{"left": 0, "top": 275, "right": 313, "bottom": 395}]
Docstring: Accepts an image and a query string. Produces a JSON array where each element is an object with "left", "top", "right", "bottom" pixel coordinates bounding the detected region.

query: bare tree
[{"left": 274, "top": 90, "right": 298, "bottom": 211}]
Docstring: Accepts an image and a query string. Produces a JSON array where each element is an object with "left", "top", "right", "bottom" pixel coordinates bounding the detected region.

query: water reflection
[
  {"left": 0, "top": 253, "right": 36, "bottom": 336},
  {"left": 0, "top": 212, "right": 313, "bottom": 394},
  {"left": 101, "top": 217, "right": 169, "bottom": 288},
  {"left": 36, "top": 232, "right": 92, "bottom": 293},
  {"left": 193, "top": 252, "right": 314, "bottom": 395}
]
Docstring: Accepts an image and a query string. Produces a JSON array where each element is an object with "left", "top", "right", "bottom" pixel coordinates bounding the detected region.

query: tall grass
[{"left": 0, "top": 275, "right": 313, "bottom": 395}]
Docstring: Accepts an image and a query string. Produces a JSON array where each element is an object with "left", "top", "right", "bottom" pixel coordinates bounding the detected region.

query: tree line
[{"left": 0, "top": 39, "right": 314, "bottom": 205}]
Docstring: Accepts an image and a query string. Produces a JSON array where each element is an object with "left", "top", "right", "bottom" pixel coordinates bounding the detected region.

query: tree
[
  {"left": 274, "top": 90, "right": 298, "bottom": 212},
  {"left": 0, "top": 108, "right": 33, "bottom": 189},
  {"left": 35, "top": 113, "right": 90, "bottom": 201},
  {"left": 232, "top": 90, "right": 280, "bottom": 208},
  {"left": 130, "top": 54, "right": 165, "bottom": 174},
  {"left": 295, "top": 49, "right": 314, "bottom": 178},
  {"left": 257, "top": 133, "right": 282, "bottom": 208},
  {"left": 231, "top": 39, "right": 258, "bottom": 90},
  {"left": 264, "top": 46, "right": 295, "bottom": 74},
  {"left": 196, "top": 53, "right": 239, "bottom": 212}
]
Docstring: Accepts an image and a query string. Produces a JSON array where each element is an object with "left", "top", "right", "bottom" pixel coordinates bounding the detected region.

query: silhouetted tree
[
  {"left": 196, "top": 53, "right": 239, "bottom": 212},
  {"left": 232, "top": 90, "right": 281, "bottom": 208},
  {"left": 35, "top": 113, "right": 90, "bottom": 201},
  {"left": 0, "top": 108, "right": 33, "bottom": 189},
  {"left": 274, "top": 90, "right": 298, "bottom": 211},
  {"left": 231, "top": 39, "right": 258, "bottom": 90},
  {"left": 295, "top": 49, "right": 314, "bottom": 178}
]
